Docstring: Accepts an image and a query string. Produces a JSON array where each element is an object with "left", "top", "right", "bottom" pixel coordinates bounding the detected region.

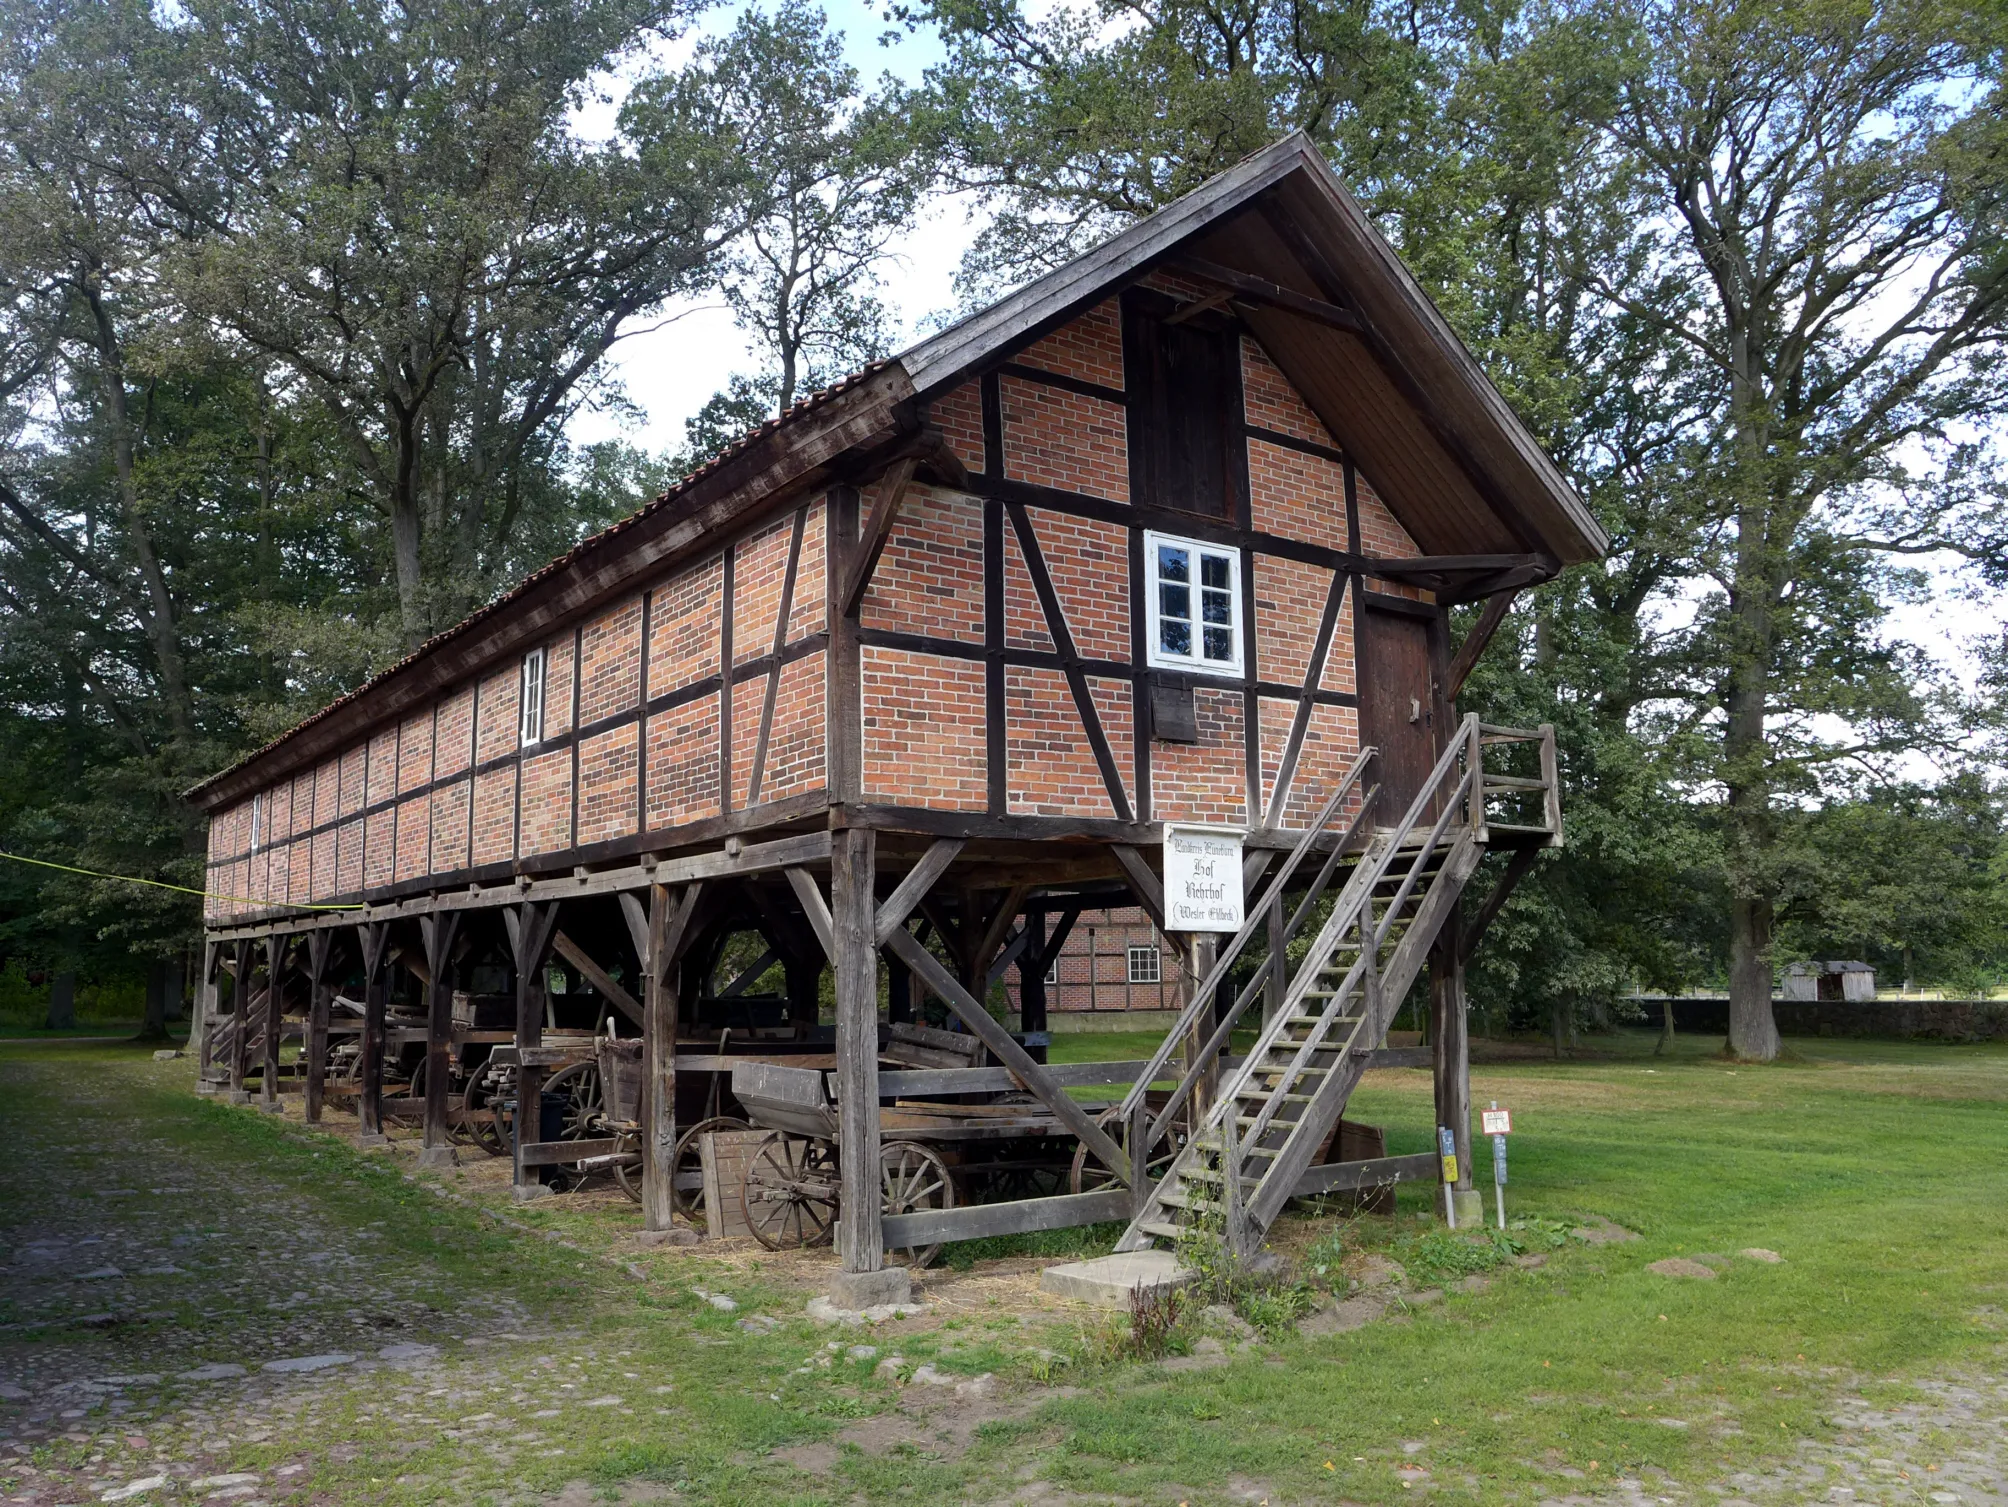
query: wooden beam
[
  {"left": 357, "top": 923, "right": 391, "bottom": 1143},
  {"left": 1107, "top": 845, "right": 1166, "bottom": 932},
  {"left": 785, "top": 867, "right": 835, "bottom": 959},
  {"left": 419, "top": 911, "right": 462, "bottom": 1162},
  {"left": 832, "top": 828, "right": 885, "bottom": 1273},
  {"left": 304, "top": 930, "right": 335, "bottom": 1124},
  {"left": 641, "top": 883, "right": 676, "bottom": 1230},
  {"left": 882, "top": 925, "right": 1133, "bottom": 1182},
  {"left": 1290, "top": 1152, "right": 1439, "bottom": 1198},
  {"left": 841, "top": 456, "right": 920, "bottom": 617},
  {"left": 518, "top": 1137, "right": 625, "bottom": 1167},
  {"left": 260, "top": 932, "right": 285, "bottom": 1113},
  {"left": 747, "top": 506, "right": 809, "bottom": 804},
  {"left": 1365, "top": 1046, "right": 1433, "bottom": 1070},
  {"left": 876, "top": 1059, "right": 1148, "bottom": 1097},
  {"left": 1445, "top": 589, "right": 1520, "bottom": 702},
  {"left": 508, "top": 899, "right": 561, "bottom": 1196},
  {"left": 874, "top": 839, "right": 964, "bottom": 945},
  {"left": 204, "top": 830, "right": 837, "bottom": 942},
  {"left": 550, "top": 931, "right": 644, "bottom": 1027},
  {"left": 1173, "top": 254, "right": 1365, "bottom": 335},
  {"left": 881, "top": 1188, "right": 1130, "bottom": 1248}
]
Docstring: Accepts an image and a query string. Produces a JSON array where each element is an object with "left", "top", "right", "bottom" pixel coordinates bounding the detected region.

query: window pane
[
  {"left": 1203, "top": 626, "right": 1233, "bottom": 660},
  {"left": 1200, "top": 552, "right": 1231, "bottom": 589},
  {"left": 1161, "top": 619, "right": 1192, "bottom": 656},
  {"left": 1157, "top": 544, "right": 1190, "bottom": 582},
  {"left": 1201, "top": 589, "right": 1233, "bottom": 624},
  {"left": 1159, "top": 583, "right": 1190, "bottom": 621}
]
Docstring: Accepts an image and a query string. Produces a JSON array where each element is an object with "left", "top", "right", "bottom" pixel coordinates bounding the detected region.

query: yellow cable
[{"left": 0, "top": 849, "right": 363, "bottom": 911}]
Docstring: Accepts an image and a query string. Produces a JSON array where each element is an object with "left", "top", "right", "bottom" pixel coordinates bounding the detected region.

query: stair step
[
  {"left": 1139, "top": 1220, "right": 1185, "bottom": 1241},
  {"left": 1158, "top": 1191, "right": 1225, "bottom": 1212},
  {"left": 1181, "top": 1167, "right": 1262, "bottom": 1188}
]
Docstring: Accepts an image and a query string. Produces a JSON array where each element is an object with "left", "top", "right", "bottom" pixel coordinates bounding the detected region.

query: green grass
[{"left": 4, "top": 1030, "right": 2005, "bottom": 1505}]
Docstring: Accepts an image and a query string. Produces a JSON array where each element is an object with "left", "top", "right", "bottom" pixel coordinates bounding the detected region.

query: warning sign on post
[
  {"left": 1481, "top": 1108, "right": 1512, "bottom": 1136},
  {"left": 1162, "top": 825, "right": 1246, "bottom": 933}
]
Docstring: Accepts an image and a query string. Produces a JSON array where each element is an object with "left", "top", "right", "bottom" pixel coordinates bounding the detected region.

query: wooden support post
[
  {"left": 1183, "top": 934, "right": 1219, "bottom": 1124},
  {"left": 1430, "top": 906, "right": 1476, "bottom": 1222},
  {"left": 194, "top": 940, "right": 221, "bottom": 1094},
  {"left": 228, "top": 940, "right": 254, "bottom": 1102},
  {"left": 505, "top": 902, "right": 559, "bottom": 1196},
  {"left": 637, "top": 881, "right": 704, "bottom": 1231},
  {"left": 419, "top": 912, "right": 462, "bottom": 1168},
  {"left": 304, "top": 931, "right": 335, "bottom": 1123},
  {"left": 832, "top": 828, "right": 884, "bottom": 1275},
  {"left": 357, "top": 922, "right": 391, "bottom": 1146},
  {"left": 1018, "top": 911, "right": 1047, "bottom": 1036},
  {"left": 260, "top": 931, "right": 285, "bottom": 1113}
]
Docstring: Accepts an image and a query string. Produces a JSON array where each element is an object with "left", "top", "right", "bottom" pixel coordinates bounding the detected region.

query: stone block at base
[
  {"left": 225, "top": 1090, "right": 252, "bottom": 1106},
  {"left": 1450, "top": 1189, "right": 1483, "bottom": 1226},
  {"left": 355, "top": 1133, "right": 390, "bottom": 1149},
  {"left": 260, "top": 1098, "right": 285, "bottom": 1114},
  {"left": 416, "top": 1145, "right": 458, "bottom": 1170},
  {"left": 510, "top": 1181, "right": 553, "bottom": 1202},
  {"left": 826, "top": 1267, "right": 912, "bottom": 1310},
  {"left": 1040, "top": 1251, "right": 1193, "bottom": 1307}
]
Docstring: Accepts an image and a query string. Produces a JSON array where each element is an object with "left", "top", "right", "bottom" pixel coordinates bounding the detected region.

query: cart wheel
[
  {"left": 880, "top": 1140, "right": 954, "bottom": 1270},
  {"left": 541, "top": 1061, "right": 605, "bottom": 1141},
  {"left": 609, "top": 1133, "right": 645, "bottom": 1204},
  {"left": 462, "top": 1057, "right": 511, "bottom": 1158},
  {"left": 665, "top": 1116, "right": 752, "bottom": 1230},
  {"left": 388, "top": 1057, "right": 426, "bottom": 1128},
  {"left": 1070, "top": 1109, "right": 1180, "bottom": 1195},
  {"left": 743, "top": 1133, "right": 839, "bottom": 1250}
]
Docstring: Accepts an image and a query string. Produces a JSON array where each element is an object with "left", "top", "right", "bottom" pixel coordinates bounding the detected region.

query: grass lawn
[{"left": 2, "top": 1030, "right": 2004, "bottom": 1505}]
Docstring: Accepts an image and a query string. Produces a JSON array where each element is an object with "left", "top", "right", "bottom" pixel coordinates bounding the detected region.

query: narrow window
[
  {"left": 1044, "top": 956, "right": 1059, "bottom": 986},
  {"left": 519, "top": 647, "right": 547, "bottom": 747},
  {"left": 1144, "top": 530, "right": 1242, "bottom": 675},
  {"left": 248, "top": 794, "right": 262, "bottom": 854},
  {"left": 1123, "top": 290, "right": 1242, "bottom": 519},
  {"left": 1127, "top": 945, "right": 1161, "bottom": 986}
]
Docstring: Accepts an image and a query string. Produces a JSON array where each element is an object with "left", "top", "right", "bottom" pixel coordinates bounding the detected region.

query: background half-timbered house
[{"left": 186, "top": 134, "right": 1605, "bottom": 1293}]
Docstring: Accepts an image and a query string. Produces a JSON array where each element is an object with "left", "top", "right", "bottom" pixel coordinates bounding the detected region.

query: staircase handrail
[
  {"left": 1195, "top": 715, "right": 1484, "bottom": 1155},
  {"left": 1115, "top": 747, "right": 1376, "bottom": 1125},
  {"left": 1135, "top": 788, "right": 1383, "bottom": 1151}
]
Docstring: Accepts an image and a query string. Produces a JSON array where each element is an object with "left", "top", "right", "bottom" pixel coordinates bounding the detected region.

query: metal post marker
[
  {"left": 1438, "top": 1125, "right": 1459, "bottom": 1229},
  {"left": 1483, "top": 1101, "right": 1512, "bottom": 1230}
]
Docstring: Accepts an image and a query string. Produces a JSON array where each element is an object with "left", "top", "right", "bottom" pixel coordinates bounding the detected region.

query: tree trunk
[
  {"left": 1656, "top": 997, "right": 1676, "bottom": 1056},
  {"left": 1727, "top": 896, "right": 1780, "bottom": 1060},
  {"left": 44, "top": 971, "right": 76, "bottom": 1030},
  {"left": 391, "top": 490, "right": 427, "bottom": 651},
  {"left": 138, "top": 959, "right": 170, "bottom": 1042},
  {"left": 165, "top": 954, "right": 186, "bottom": 1022},
  {"left": 85, "top": 283, "right": 193, "bottom": 738},
  {"left": 1551, "top": 997, "right": 1568, "bottom": 1059}
]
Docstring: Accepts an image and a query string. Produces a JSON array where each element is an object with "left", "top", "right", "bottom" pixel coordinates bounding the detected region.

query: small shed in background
[{"left": 1782, "top": 961, "right": 1876, "bottom": 1002}]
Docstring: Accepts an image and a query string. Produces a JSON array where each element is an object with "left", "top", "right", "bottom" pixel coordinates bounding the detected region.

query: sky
[{"left": 566, "top": 0, "right": 978, "bottom": 458}]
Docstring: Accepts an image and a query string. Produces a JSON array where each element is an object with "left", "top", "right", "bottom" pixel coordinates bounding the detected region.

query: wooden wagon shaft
[{"left": 881, "top": 925, "right": 1133, "bottom": 1184}]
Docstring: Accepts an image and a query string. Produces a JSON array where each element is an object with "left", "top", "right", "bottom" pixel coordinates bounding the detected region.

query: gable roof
[
  {"left": 904, "top": 131, "right": 1606, "bottom": 566},
  {"left": 188, "top": 133, "right": 1601, "bottom": 812}
]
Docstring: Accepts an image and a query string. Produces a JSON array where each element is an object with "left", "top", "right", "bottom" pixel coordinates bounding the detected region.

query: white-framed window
[
  {"left": 1127, "top": 945, "right": 1161, "bottom": 985},
  {"left": 248, "top": 793, "right": 262, "bottom": 853},
  {"left": 1044, "top": 957, "right": 1059, "bottom": 986},
  {"left": 519, "top": 646, "right": 547, "bottom": 747},
  {"left": 1143, "top": 530, "right": 1242, "bottom": 675}
]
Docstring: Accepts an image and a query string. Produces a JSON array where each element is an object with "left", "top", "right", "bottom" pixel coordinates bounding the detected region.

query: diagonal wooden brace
[{"left": 881, "top": 925, "right": 1134, "bottom": 1184}]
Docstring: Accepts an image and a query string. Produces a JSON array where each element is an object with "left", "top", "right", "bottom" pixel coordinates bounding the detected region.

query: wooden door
[{"left": 1358, "top": 603, "right": 1438, "bottom": 821}]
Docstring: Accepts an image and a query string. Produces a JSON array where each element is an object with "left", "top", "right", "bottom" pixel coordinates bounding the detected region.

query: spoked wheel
[
  {"left": 541, "top": 1061, "right": 605, "bottom": 1141},
  {"left": 388, "top": 1057, "right": 427, "bottom": 1128},
  {"left": 609, "top": 1132, "right": 645, "bottom": 1204},
  {"left": 665, "top": 1116, "right": 752, "bottom": 1231},
  {"left": 743, "top": 1133, "right": 839, "bottom": 1250},
  {"left": 462, "top": 1056, "right": 512, "bottom": 1158},
  {"left": 880, "top": 1140, "right": 954, "bottom": 1270},
  {"left": 1070, "top": 1108, "right": 1181, "bottom": 1195}
]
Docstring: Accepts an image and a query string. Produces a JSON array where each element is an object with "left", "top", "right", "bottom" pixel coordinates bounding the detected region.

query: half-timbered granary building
[{"left": 187, "top": 134, "right": 1604, "bottom": 1294}]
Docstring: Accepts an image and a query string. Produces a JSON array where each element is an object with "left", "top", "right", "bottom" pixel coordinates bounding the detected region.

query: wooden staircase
[{"left": 1112, "top": 714, "right": 1560, "bottom": 1256}]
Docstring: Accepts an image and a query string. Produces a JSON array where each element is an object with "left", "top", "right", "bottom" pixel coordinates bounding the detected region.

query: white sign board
[
  {"left": 1481, "top": 1108, "right": 1512, "bottom": 1136},
  {"left": 1162, "top": 825, "right": 1246, "bottom": 933}
]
